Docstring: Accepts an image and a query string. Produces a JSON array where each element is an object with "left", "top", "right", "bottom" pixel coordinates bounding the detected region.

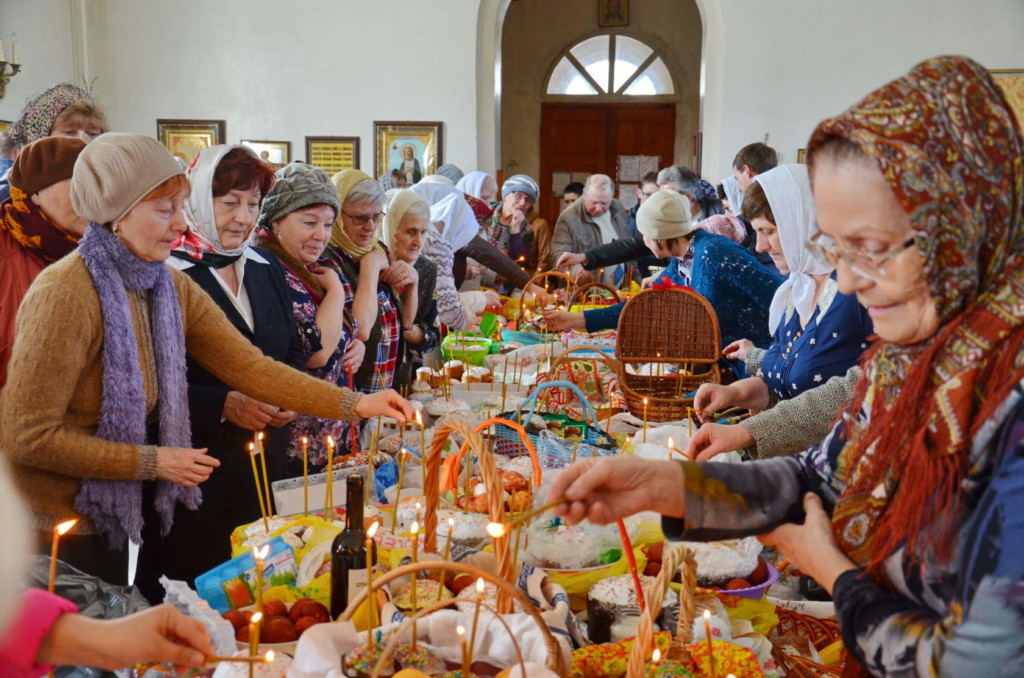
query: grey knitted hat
[
  {"left": 435, "top": 163, "right": 464, "bottom": 184},
  {"left": 501, "top": 174, "right": 539, "bottom": 202},
  {"left": 71, "top": 133, "right": 184, "bottom": 224},
  {"left": 259, "top": 162, "right": 340, "bottom": 229}
]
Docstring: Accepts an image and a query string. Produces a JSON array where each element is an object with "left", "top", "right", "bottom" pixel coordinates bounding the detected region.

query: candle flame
[
  {"left": 248, "top": 442, "right": 255, "bottom": 453},
  {"left": 476, "top": 577, "right": 485, "bottom": 593},
  {"left": 55, "top": 519, "right": 78, "bottom": 536},
  {"left": 253, "top": 544, "right": 269, "bottom": 560},
  {"left": 265, "top": 650, "right": 275, "bottom": 662},
  {"left": 367, "top": 521, "right": 379, "bottom": 538},
  {"left": 486, "top": 522, "right": 506, "bottom": 538},
  {"left": 456, "top": 625, "right": 465, "bottom": 636},
  {"left": 448, "top": 516, "right": 454, "bottom": 527},
  {"left": 251, "top": 612, "right": 263, "bottom": 624},
  {"left": 703, "top": 609, "right": 711, "bottom": 620},
  {"left": 258, "top": 432, "right": 264, "bottom": 441},
  {"left": 652, "top": 648, "right": 662, "bottom": 663},
  {"left": 415, "top": 409, "right": 423, "bottom": 426},
  {"left": 326, "top": 435, "right": 335, "bottom": 447},
  {"left": 410, "top": 521, "right": 419, "bottom": 533},
  {"left": 643, "top": 396, "right": 649, "bottom": 405},
  {"left": 667, "top": 437, "right": 674, "bottom": 449},
  {"left": 302, "top": 436, "right": 308, "bottom": 444}
]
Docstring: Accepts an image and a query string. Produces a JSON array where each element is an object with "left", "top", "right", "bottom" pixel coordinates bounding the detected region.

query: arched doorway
[{"left": 496, "top": 0, "right": 703, "bottom": 222}]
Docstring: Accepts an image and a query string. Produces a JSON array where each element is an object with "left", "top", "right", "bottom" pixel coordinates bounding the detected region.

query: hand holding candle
[{"left": 256, "top": 432, "right": 272, "bottom": 516}]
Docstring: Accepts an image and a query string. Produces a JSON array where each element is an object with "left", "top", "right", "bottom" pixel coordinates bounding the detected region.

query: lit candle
[
  {"left": 646, "top": 647, "right": 662, "bottom": 678},
  {"left": 302, "top": 436, "right": 309, "bottom": 516},
  {"left": 248, "top": 443, "right": 268, "bottom": 531},
  {"left": 49, "top": 519, "right": 78, "bottom": 593},
  {"left": 457, "top": 625, "right": 470, "bottom": 676},
  {"left": 392, "top": 450, "right": 407, "bottom": 531},
  {"left": 252, "top": 544, "right": 269, "bottom": 614},
  {"left": 468, "top": 577, "right": 484, "bottom": 660},
  {"left": 366, "top": 521, "right": 379, "bottom": 647},
  {"left": 415, "top": 409, "right": 426, "bottom": 457},
  {"left": 667, "top": 436, "right": 674, "bottom": 460},
  {"left": 248, "top": 611, "right": 263, "bottom": 662},
  {"left": 642, "top": 396, "right": 649, "bottom": 443},
  {"left": 325, "top": 435, "right": 335, "bottom": 518},
  {"left": 704, "top": 609, "right": 714, "bottom": 677},
  {"left": 437, "top": 516, "right": 454, "bottom": 601},
  {"left": 410, "top": 520, "right": 420, "bottom": 650}
]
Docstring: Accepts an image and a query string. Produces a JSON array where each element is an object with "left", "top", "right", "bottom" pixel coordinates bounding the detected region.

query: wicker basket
[
  {"left": 545, "top": 343, "right": 623, "bottom": 428},
  {"left": 339, "top": 559, "right": 569, "bottom": 677},
  {"left": 769, "top": 607, "right": 844, "bottom": 677},
  {"left": 626, "top": 544, "right": 698, "bottom": 677},
  {"left": 515, "top": 270, "right": 577, "bottom": 325},
  {"left": 615, "top": 288, "right": 722, "bottom": 422}
]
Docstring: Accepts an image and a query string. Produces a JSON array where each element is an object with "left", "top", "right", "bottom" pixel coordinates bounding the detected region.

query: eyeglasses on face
[
  {"left": 806, "top": 231, "right": 918, "bottom": 281},
  {"left": 342, "top": 210, "right": 385, "bottom": 226}
]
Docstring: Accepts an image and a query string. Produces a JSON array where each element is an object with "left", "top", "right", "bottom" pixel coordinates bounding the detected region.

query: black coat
[{"left": 136, "top": 249, "right": 304, "bottom": 600}]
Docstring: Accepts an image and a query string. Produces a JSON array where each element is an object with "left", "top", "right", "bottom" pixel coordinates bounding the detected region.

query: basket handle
[
  {"left": 522, "top": 380, "right": 600, "bottom": 426},
  {"left": 548, "top": 343, "right": 620, "bottom": 375},
  {"left": 339, "top": 559, "right": 568, "bottom": 677},
  {"left": 422, "top": 419, "right": 493, "bottom": 554},
  {"left": 567, "top": 281, "right": 622, "bottom": 308},
  {"left": 445, "top": 417, "right": 543, "bottom": 491},
  {"left": 626, "top": 544, "right": 697, "bottom": 677},
  {"left": 515, "top": 270, "right": 576, "bottom": 325}
]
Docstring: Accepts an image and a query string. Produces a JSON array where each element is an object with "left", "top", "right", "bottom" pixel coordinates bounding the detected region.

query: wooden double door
[{"left": 539, "top": 102, "right": 676, "bottom": 223}]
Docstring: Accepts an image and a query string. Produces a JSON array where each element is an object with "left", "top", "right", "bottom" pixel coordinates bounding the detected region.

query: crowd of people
[{"left": 0, "top": 53, "right": 1021, "bottom": 676}]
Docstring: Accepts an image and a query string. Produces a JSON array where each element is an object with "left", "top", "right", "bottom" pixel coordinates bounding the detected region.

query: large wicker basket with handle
[
  {"left": 769, "top": 607, "right": 844, "bottom": 676},
  {"left": 339, "top": 559, "right": 570, "bottom": 677},
  {"left": 615, "top": 287, "right": 722, "bottom": 422}
]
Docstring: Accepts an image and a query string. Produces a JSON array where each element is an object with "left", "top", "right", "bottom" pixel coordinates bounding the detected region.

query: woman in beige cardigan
[{"left": 0, "top": 134, "right": 411, "bottom": 584}]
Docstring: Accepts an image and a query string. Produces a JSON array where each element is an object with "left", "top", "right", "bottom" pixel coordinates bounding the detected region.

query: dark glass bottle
[{"left": 329, "top": 473, "right": 376, "bottom": 619}]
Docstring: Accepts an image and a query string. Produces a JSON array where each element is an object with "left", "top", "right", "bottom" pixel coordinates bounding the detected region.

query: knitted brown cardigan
[{"left": 0, "top": 252, "right": 363, "bottom": 533}]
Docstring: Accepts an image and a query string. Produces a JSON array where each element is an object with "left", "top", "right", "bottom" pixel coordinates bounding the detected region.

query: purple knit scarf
[{"left": 75, "top": 223, "right": 199, "bottom": 547}]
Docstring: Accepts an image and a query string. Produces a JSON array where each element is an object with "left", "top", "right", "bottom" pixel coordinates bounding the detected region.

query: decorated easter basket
[
  {"left": 502, "top": 270, "right": 577, "bottom": 344},
  {"left": 769, "top": 607, "right": 844, "bottom": 677}
]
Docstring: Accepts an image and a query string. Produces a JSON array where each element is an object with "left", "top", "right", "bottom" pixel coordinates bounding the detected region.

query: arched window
[{"left": 546, "top": 34, "right": 675, "bottom": 96}]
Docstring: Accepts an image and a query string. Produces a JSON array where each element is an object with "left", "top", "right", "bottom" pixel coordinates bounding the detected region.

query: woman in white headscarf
[
  {"left": 410, "top": 183, "right": 500, "bottom": 329},
  {"left": 694, "top": 164, "right": 874, "bottom": 416},
  {"left": 139, "top": 144, "right": 301, "bottom": 600},
  {"left": 455, "top": 171, "right": 498, "bottom": 203},
  {"left": 720, "top": 175, "right": 743, "bottom": 215},
  {"left": 382, "top": 189, "right": 440, "bottom": 387}
]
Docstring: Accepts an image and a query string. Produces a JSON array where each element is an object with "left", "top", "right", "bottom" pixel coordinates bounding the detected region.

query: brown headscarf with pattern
[
  {"left": 0, "top": 186, "right": 79, "bottom": 262},
  {"left": 808, "top": 56, "right": 1024, "bottom": 579}
]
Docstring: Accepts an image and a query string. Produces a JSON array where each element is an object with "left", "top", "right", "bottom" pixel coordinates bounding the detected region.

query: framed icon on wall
[
  {"left": 373, "top": 121, "right": 443, "bottom": 183},
  {"left": 305, "top": 136, "right": 360, "bottom": 174},
  {"left": 156, "top": 119, "right": 226, "bottom": 163}
]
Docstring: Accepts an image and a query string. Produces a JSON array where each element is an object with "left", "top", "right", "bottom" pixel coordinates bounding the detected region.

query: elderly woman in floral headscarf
[
  {"left": 325, "top": 169, "right": 413, "bottom": 393},
  {"left": 550, "top": 56, "right": 1024, "bottom": 676}
]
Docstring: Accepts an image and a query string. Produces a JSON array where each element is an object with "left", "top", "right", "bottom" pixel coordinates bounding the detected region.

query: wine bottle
[{"left": 329, "top": 473, "right": 376, "bottom": 619}]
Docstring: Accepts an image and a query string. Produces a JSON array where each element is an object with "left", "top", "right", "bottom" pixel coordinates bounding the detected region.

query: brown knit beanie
[
  {"left": 71, "top": 133, "right": 184, "bottom": 224},
  {"left": 636, "top": 189, "right": 695, "bottom": 241},
  {"left": 9, "top": 136, "right": 88, "bottom": 196}
]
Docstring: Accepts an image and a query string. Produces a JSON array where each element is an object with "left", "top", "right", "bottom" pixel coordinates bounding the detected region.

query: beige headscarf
[
  {"left": 382, "top": 189, "right": 429, "bottom": 252},
  {"left": 330, "top": 169, "right": 381, "bottom": 258}
]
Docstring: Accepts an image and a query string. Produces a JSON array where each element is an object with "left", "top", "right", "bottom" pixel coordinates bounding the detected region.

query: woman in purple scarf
[{"left": 0, "top": 134, "right": 410, "bottom": 584}]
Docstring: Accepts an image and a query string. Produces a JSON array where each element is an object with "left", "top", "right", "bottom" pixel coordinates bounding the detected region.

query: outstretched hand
[
  {"left": 354, "top": 389, "right": 413, "bottom": 424},
  {"left": 685, "top": 422, "right": 754, "bottom": 461},
  {"left": 549, "top": 457, "right": 685, "bottom": 525}
]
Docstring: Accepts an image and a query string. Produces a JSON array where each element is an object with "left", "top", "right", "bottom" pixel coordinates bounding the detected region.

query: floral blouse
[{"left": 281, "top": 265, "right": 354, "bottom": 469}]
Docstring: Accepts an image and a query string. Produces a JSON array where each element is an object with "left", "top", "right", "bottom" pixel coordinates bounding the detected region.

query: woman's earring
[{"left": 112, "top": 222, "right": 121, "bottom": 234}]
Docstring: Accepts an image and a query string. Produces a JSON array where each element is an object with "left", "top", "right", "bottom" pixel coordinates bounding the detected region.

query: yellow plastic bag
[{"left": 543, "top": 546, "right": 648, "bottom": 612}]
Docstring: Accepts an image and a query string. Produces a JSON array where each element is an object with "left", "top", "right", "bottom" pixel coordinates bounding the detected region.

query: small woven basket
[
  {"left": 615, "top": 288, "right": 722, "bottom": 422},
  {"left": 626, "top": 544, "right": 698, "bottom": 677},
  {"left": 567, "top": 281, "right": 622, "bottom": 309},
  {"left": 769, "top": 607, "right": 844, "bottom": 677}
]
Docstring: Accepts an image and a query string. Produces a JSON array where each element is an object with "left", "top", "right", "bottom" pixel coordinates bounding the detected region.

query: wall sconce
[{"left": 0, "top": 34, "right": 21, "bottom": 100}]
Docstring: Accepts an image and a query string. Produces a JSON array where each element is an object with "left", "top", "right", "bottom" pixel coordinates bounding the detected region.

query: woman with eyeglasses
[
  {"left": 687, "top": 164, "right": 873, "bottom": 437},
  {"left": 325, "top": 169, "right": 412, "bottom": 394},
  {"left": 551, "top": 57, "right": 1024, "bottom": 676}
]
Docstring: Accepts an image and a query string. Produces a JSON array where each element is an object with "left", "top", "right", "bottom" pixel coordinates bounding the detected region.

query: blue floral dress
[{"left": 759, "top": 279, "right": 874, "bottom": 400}]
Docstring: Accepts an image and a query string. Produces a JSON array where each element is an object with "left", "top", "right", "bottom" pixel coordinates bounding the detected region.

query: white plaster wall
[
  {"left": 81, "top": 0, "right": 480, "bottom": 173},
  {"left": 708, "top": 0, "right": 1024, "bottom": 179},
  {"left": 0, "top": 0, "right": 77, "bottom": 122}
]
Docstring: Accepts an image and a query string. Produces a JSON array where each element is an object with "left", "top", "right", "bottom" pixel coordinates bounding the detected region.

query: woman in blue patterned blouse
[{"left": 693, "top": 164, "right": 873, "bottom": 419}]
